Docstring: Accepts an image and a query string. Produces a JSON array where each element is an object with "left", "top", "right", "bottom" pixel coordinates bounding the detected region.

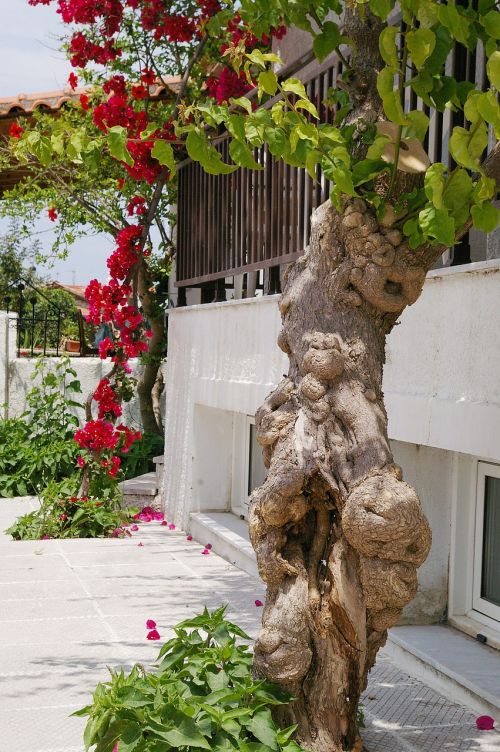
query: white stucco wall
[{"left": 162, "top": 260, "right": 500, "bottom": 622}]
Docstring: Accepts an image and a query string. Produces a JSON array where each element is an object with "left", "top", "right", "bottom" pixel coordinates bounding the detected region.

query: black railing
[{"left": 1, "top": 278, "right": 79, "bottom": 358}]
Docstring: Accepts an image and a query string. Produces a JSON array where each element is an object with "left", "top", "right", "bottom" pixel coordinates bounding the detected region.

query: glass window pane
[
  {"left": 248, "top": 423, "right": 267, "bottom": 496},
  {"left": 481, "top": 476, "right": 500, "bottom": 607}
]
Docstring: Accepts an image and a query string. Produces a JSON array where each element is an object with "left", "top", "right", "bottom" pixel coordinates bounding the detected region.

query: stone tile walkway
[{"left": 0, "top": 497, "right": 498, "bottom": 752}]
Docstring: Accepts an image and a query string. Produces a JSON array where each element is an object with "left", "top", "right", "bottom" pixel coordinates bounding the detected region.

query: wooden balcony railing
[{"left": 176, "top": 40, "right": 488, "bottom": 288}]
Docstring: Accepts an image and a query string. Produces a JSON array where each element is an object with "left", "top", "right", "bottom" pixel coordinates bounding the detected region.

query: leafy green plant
[
  {"left": 6, "top": 476, "right": 136, "bottom": 540},
  {"left": 121, "top": 432, "right": 164, "bottom": 480},
  {"left": 76, "top": 606, "right": 306, "bottom": 752},
  {"left": 0, "top": 356, "right": 82, "bottom": 497}
]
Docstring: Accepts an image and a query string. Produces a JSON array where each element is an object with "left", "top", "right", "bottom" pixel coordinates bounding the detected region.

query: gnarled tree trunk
[{"left": 249, "top": 196, "right": 435, "bottom": 751}]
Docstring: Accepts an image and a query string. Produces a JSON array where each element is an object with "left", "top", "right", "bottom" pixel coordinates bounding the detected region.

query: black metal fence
[{"left": 1, "top": 278, "right": 79, "bottom": 358}]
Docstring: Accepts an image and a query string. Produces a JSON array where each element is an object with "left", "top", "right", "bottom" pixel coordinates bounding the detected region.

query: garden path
[{"left": 0, "top": 497, "right": 498, "bottom": 752}]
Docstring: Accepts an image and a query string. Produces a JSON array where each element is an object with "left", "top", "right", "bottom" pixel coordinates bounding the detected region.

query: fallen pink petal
[
  {"left": 153, "top": 511, "right": 164, "bottom": 520},
  {"left": 146, "top": 619, "right": 156, "bottom": 629},
  {"left": 476, "top": 715, "right": 495, "bottom": 730},
  {"left": 147, "top": 629, "right": 160, "bottom": 640},
  {"left": 168, "top": 523, "right": 175, "bottom": 530},
  {"left": 205, "top": 543, "right": 213, "bottom": 549},
  {"left": 255, "top": 600, "right": 263, "bottom": 607},
  {"left": 201, "top": 548, "right": 210, "bottom": 555},
  {"left": 131, "top": 524, "right": 139, "bottom": 532},
  {"left": 161, "top": 520, "right": 168, "bottom": 526},
  {"left": 186, "top": 534, "right": 193, "bottom": 541},
  {"left": 137, "top": 542, "right": 143, "bottom": 547}
]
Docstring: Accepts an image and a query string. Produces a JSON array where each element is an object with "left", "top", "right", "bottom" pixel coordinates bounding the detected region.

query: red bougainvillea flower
[
  {"left": 80, "top": 93, "right": 90, "bottom": 111},
  {"left": 68, "top": 71, "right": 78, "bottom": 90},
  {"left": 77, "top": 456, "right": 85, "bottom": 468},
  {"left": 59, "top": 513, "right": 68, "bottom": 521},
  {"left": 153, "top": 511, "right": 164, "bottom": 521},
  {"left": 205, "top": 543, "right": 212, "bottom": 550},
  {"left": 168, "top": 523, "right": 175, "bottom": 530},
  {"left": 476, "top": 716, "right": 495, "bottom": 730},
  {"left": 113, "top": 744, "right": 118, "bottom": 752},
  {"left": 9, "top": 122, "right": 24, "bottom": 138},
  {"left": 141, "top": 67, "right": 156, "bottom": 85},
  {"left": 147, "top": 629, "right": 160, "bottom": 640},
  {"left": 131, "top": 524, "right": 139, "bottom": 532},
  {"left": 146, "top": 619, "right": 156, "bottom": 629},
  {"left": 201, "top": 549, "right": 210, "bottom": 555},
  {"left": 161, "top": 520, "right": 168, "bottom": 526},
  {"left": 48, "top": 207, "right": 58, "bottom": 222},
  {"left": 186, "top": 535, "right": 193, "bottom": 541},
  {"left": 255, "top": 600, "right": 263, "bottom": 607},
  {"left": 131, "top": 83, "right": 148, "bottom": 100}
]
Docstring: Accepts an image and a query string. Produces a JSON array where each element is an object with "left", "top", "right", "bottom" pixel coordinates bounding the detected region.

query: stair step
[
  {"left": 385, "top": 624, "right": 500, "bottom": 717},
  {"left": 119, "top": 472, "right": 158, "bottom": 508},
  {"left": 189, "top": 512, "right": 259, "bottom": 579}
]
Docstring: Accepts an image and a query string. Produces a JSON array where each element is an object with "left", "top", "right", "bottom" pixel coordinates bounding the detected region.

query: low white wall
[
  {"left": 0, "top": 311, "right": 166, "bottom": 429},
  {"left": 162, "top": 260, "right": 500, "bottom": 622}
]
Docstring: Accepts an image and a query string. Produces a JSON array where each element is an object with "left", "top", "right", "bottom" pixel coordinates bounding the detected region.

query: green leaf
[
  {"left": 404, "top": 110, "right": 430, "bottom": 141},
  {"left": 481, "top": 10, "right": 500, "bottom": 39},
  {"left": 162, "top": 718, "right": 211, "bottom": 749},
  {"left": 406, "top": 28, "right": 436, "bottom": 69},
  {"left": 477, "top": 90, "right": 500, "bottom": 134},
  {"left": 377, "top": 67, "right": 395, "bottom": 97},
  {"left": 369, "top": 0, "right": 394, "bottom": 20},
  {"left": 442, "top": 168, "right": 473, "bottom": 224},
  {"left": 247, "top": 710, "right": 277, "bottom": 750},
  {"left": 471, "top": 202, "right": 500, "bottom": 231},
  {"left": 487, "top": 50, "right": 500, "bottom": 88},
  {"left": 108, "top": 126, "right": 134, "bottom": 167},
  {"left": 264, "top": 127, "right": 287, "bottom": 158},
  {"left": 419, "top": 206, "right": 456, "bottom": 246},
  {"left": 282, "top": 78, "right": 308, "bottom": 100},
  {"left": 27, "top": 132, "right": 52, "bottom": 167},
  {"left": 295, "top": 99, "right": 319, "bottom": 118},
  {"left": 313, "top": 21, "right": 342, "bottom": 62},
  {"left": 119, "top": 723, "right": 142, "bottom": 752},
  {"left": 151, "top": 140, "right": 175, "bottom": 171},
  {"left": 449, "top": 124, "right": 488, "bottom": 170},
  {"left": 258, "top": 70, "right": 278, "bottom": 97},
  {"left": 379, "top": 26, "right": 399, "bottom": 68},
  {"left": 352, "top": 158, "right": 388, "bottom": 186},
  {"left": 382, "top": 91, "right": 410, "bottom": 125},
  {"left": 439, "top": 2, "right": 470, "bottom": 46},
  {"left": 230, "top": 96, "right": 253, "bottom": 114},
  {"left": 424, "top": 163, "right": 446, "bottom": 209},
  {"left": 186, "top": 130, "right": 237, "bottom": 175},
  {"left": 229, "top": 140, "right": 262, "bottom": 170}
]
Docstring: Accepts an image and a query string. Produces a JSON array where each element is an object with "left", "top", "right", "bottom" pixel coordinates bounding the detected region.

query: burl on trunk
[{"left": 249, "top": 198, "right": 432, "bottom": 752}]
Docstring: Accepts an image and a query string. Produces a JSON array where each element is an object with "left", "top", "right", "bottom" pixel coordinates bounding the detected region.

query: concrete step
[
  {"left": 189, "top": 512, "right": 259, "bottom": 580},
  {"left": 119, "top": 471, "right": 158, "bottom": 508},
  {"left": 385, "top": 624, "right": 500, "bottom": 718}
]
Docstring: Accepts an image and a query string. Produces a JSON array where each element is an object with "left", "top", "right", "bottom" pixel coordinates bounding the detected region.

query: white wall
[
  {"left": 162, "top": 260, "right": 500, "bottom": 621},
  {"left": 0, "top": 311, "right": 166, "bottom": 429}
]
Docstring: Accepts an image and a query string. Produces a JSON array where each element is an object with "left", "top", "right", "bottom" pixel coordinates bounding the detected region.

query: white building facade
[{"left": 162, "top": 258, "right": 500, "bottom": 647}]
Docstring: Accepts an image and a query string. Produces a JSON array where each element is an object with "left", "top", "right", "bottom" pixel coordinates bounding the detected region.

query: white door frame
[{"left": 472, "top": 461, "right": 500, "bottom": 623}]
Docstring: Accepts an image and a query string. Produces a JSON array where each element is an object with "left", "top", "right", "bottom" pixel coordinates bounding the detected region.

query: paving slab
[{"left": 0, "top": 498, "right": 498, "bottom": 752}]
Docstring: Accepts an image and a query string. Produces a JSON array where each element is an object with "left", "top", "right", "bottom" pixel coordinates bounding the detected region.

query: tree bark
[
  {"left": 136, "top": 259, "right": 165, "bottom": 436},
  {"left": 249, "top": 197, "right": 434, "bottom": 751}
]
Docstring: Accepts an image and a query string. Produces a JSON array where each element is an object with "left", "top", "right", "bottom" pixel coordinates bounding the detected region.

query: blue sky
[{"left": 0, "top": 0, "right": 110, "bottom": 285}]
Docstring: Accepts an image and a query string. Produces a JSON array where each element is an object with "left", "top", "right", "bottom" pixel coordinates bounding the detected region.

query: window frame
[{"left": 472, "top": 461, "right": 500, "bottom": 623}]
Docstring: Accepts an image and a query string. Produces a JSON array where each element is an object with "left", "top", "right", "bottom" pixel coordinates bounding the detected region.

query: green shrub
[
  {"left": 0, "top": 356, "right": 81, "bottom": 497},
  {"left": 6, "top": 476, "right": 137, "bottom": 540},
  {"left": 75, "top": 606, "right": 306, "bottom": 752},
  {"left": 121, "top": 431, "right": 164, "bottom": 480}
]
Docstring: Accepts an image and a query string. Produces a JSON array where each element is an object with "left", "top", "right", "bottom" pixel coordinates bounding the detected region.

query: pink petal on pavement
[
  {"left": 205, "top": 543, "right": 213, "bottom": 550},
  {"left": 146, "top": 619, "right": 156, "bottom": 629},
  {"left": 201, "top": 549, "right": 210, "bottom": 555},
  {"left": 161, "top": 520, "right": 168, "bottom": 526},
  {"left": 137, "top": 542, "right": 143, "bottom": 547},
  {"left": 476, "top": 716, "right": 495, "bottom": 730},
  {"left": 153, "top": 511, "right": 164, "bottom": 520},
  {"left": 255, "top": 600, "right": 263, "bottom": 607},
  {"left": 186, "top": 535, "right": 193, "bottom": 541},
  {"left": 131, "top": 524, "right": 139, "bottom": 532},
  {"left": 168, "top": 523, "right": 175, "bottom": 530},
  {"left": 147, "top": 629, "right": 160, "bottom": 640}
]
